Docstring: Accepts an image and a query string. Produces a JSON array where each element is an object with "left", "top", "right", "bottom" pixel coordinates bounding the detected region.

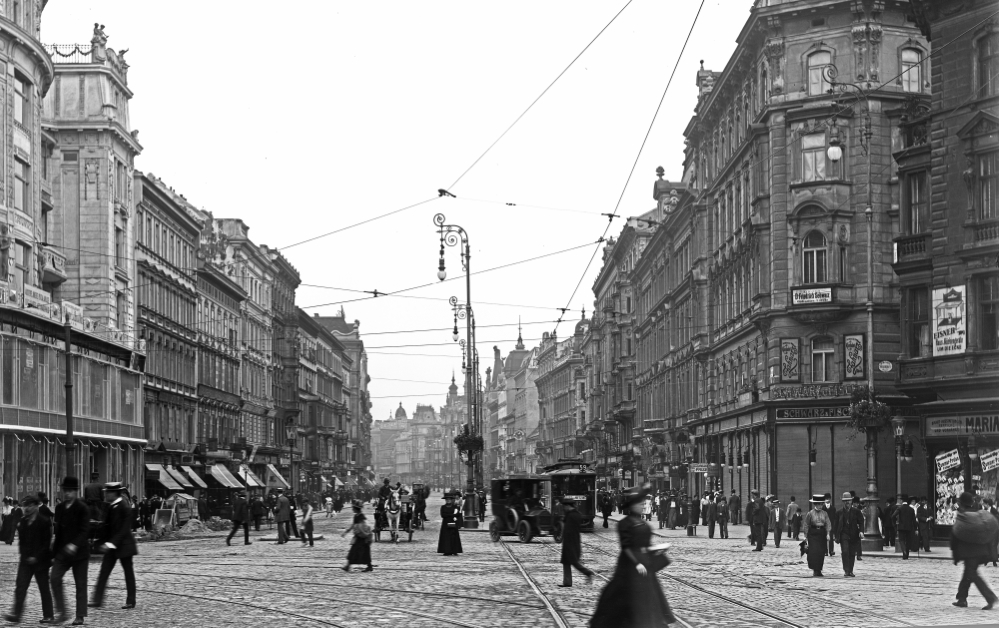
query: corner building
[
  {"left": 1, "top": 16, "right": 145, "bottom": 497},
  {"left": 628, "top": 0, "right": 931, "bottom": 505}
]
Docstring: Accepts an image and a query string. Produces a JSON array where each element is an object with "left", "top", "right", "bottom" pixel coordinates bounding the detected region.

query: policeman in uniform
[{"left": 89, "top": 482, "right": 137, "bottom": 611}]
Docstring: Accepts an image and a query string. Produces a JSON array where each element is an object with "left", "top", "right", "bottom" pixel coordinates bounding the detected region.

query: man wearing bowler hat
[
  {"left": 558, "top": 497, "right": 593, "bottom": 587},
  {"left": 4, "top": 495, "right": 54, "bottom": 624},
  {"left": 50, "top": 476, "right": 90, "bottom": 625},
  {"left": 89, "top": 482, "right": 137, "bottom": 612}
]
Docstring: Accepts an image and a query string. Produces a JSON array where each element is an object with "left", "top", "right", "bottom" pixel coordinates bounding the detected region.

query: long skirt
[
  {"left": 806, "top": 527, "right": 827, "bottom": 572},
  {"left": 438, "top": 524, "right": 463, "bottom": 554},
  {"left": 666, "top": 509, "right": 677, "bottom": 529},
  {"left": 346, "top": 538, "right": 372, "bottom": 565},
  {"left": 591, "top": 552, "right": 675, "bottom": 627}
]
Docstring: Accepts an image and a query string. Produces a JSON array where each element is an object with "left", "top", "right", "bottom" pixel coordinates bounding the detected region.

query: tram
[{"left": 542, "top": 459, "right": 597, "bottom": 532}]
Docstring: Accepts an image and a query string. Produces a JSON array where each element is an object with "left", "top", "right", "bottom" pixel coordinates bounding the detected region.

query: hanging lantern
[
  {"left": 903, "top": 440, "right": 914, "bottom": 462},
  {"left": 809, "top": 449, "right": 817, "bottom": 466},
  {"left": 743, "top": 447, "right": 750, "bottom": 468}
]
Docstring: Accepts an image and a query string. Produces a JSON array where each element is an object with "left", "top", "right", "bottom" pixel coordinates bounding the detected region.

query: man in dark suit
[
  {"left": 274, "top": 489, "right": 291, "bottom": 544},
  {"left": 558, "top": 498, "right": 593, "bottom": 587},
  {"left": 226, "top": 492, "right": 251, "bottom": 546},
  {"left": 729, "top": 490, "right": 741, "bottom": 526},
  {"left": 4, "top": 495, "right": 54, "bottom": 623},
  {"left": 894, "top": 495, "right": 918, "bottom": 559},
  {"left": 89, "top": 483, "right": 137, "bottom": 611},
  {"left": 883, "top": 496, "right": 898, "bottom": 548},
  {"left": 917, "top": 496, "right": 933, "bottom": 552},
  {"left": 822, "top": 493, "right": 837, "bottom": 556},
  {"left": 834, "top": 491, "right": 864, "bottom": 577},
  {"left": 750, "top": 490, "right": 768, "bottom": 551},
  {"left": 50, "top": 476, "right": 90, "bottom": 626}
]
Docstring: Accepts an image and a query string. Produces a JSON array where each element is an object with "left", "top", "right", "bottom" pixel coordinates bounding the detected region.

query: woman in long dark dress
[
  {"left": 801, "top": 494, "right": 832, "bottom": 577},
  {"left": 341, "top": 501, "right": 373, "bottom": 572},
  {"left": 591, "top": 489, "right": 675, "bottom": 627},
  {"left": 438, "top": 491, "right": 463, "bottom": 556}
]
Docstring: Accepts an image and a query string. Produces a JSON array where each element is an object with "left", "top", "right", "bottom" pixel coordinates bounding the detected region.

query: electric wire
[
  {"left": 446, "top": 0, "right": 635, "bottom": 191},
  {"left": 552, "top": 0, "right": 706, "bottom": 336},
  {"left": 278, "top": 197, "right": 440, "bottom": 251}
]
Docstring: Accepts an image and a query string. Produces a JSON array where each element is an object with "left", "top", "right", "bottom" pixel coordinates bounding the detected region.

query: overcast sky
[{"left": 42, "top": 1, "right": 749, "bottom": 424}]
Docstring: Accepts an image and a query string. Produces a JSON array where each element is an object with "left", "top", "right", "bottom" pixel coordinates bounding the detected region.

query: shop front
[{"left": 924, "top": 414, "right": 999, "bottom": 535}]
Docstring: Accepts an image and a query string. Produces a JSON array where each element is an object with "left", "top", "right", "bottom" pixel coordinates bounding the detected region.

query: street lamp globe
[
  {"left": 452, "top": 329, "right": 459, "bottom": 342},
  {"left": 826, "top": 143, "right": 843, "bottom": 162},
  {"left": 437, "top": 268, "right": 447, "bottom": 281}
]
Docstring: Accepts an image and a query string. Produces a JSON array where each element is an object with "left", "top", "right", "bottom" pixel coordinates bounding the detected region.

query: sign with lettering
[
  {"left": 689, "top": 463, "right": 709, "bottom": 474},
  {"left": 770, "top": 384, "right": 863, "bottom": 400},
  {"left": 981, "top": 449, "right": 999, "bottom": 473},
  {"left": 780, "top": 338, "right": 800, "bottom": 382},
  {"left": 932, "top": 285, "right": 966, "bottom": 356},
  {"left": 844, "top": 334, "right": 865, "bottom": 380},
  {"left": 22, "top": 285, "right": 51, "bottom": 310},
  {"left": 62, "top": 301, "right": 84, "bottom": 331},
  {"left": 792, "top": 287, "right": 832, "bottom": 305},
  {"left": 878, "top": 361, "right": 893, "bottom": 373},
  {"left": 935, "top": 449, "right": 961, "bottom": 472},
  {"left": 927, "top": 416, "right": 999, "bottom": 437},
  {"left": 777, "top": 406, "right": 851, "bottom": 419}
]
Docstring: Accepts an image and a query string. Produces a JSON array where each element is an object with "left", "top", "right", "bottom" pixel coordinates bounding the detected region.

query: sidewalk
[{"left": 602, "top": 512, "right": 950, "bottom": 560}]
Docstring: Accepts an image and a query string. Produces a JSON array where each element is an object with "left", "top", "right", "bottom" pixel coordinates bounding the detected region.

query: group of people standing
[{"left": 3, "top": 476, "right": 138, "bottom": 626}]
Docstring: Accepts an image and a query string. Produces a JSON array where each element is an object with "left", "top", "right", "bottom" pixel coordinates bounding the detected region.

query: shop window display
[{"left": 935, "top": 466, "right": 964, "bottom": 526}]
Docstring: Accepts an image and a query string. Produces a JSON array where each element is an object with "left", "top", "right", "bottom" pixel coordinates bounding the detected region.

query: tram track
[
  {"left": 499, "top": 540, "right": 574, "bottom": 628},
  {"left": 577, "top": 534, "right": 806, "bottom": 628},
  {"left": 120, "top": 576, "right": 499, "bottom": 628},
  {"left": 131, "top": 568, "right": 550, "bottom": 611}
]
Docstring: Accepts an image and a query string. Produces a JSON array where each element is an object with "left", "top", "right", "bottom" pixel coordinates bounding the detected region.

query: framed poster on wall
[
  {"left": 780, "top": 338, "right": 800, "bottom": 382},
  {"left": 844, "top": 334, "right": 865, "bottom": 380}
]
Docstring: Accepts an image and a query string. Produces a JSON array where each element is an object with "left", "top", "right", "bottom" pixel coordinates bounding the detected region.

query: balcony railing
[
  {"left": 43, "top": 43, "right": 129, "bottom": 83},
  {"left": 40, "top": 245, "right": 68, "bottom": 285},
  {"left": 969, "top": 221, "right": 999, "bottom": 247},
  {"left": 895, "top": 233, "right": 930, "bottom": 262}
]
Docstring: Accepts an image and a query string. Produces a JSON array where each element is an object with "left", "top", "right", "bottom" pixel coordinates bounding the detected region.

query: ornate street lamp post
[
  {"left": 825, "top": 66, "right": 884, "bottom": 550},
  {"left": 285, "top": 418, "right": 297, "bottom": 495},
  {"left": 436, "top": 213, "right": 480, "bottom": 527}
]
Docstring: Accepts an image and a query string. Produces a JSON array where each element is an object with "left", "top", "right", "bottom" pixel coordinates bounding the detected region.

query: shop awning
[
  {"left": 180, "top": 466, "right": 209, "bottom": 489},
  {"left": 320, "top": 475, "right": 330, "bottom": 485},
  {"left": 238, "top": 465, "right": 264, "bottom": 488},
  {"left": 266, "top": 464, "right": 291, "bottom": 490},
  {"left": 209, "top": 464, "right": 244, "bottom": 489},
  {"left": 165, "top": 466, "right": 194, "bottom": 489},
  {"left": 146, "top": 463, "right": 183, "bottom": 491}
]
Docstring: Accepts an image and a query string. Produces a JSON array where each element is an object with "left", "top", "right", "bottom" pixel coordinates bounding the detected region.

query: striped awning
[
  {"left": 180, "top": 466, "right": 209, "bottom": 489},
  {"left": 238, "top": 465, "right": 264, "bottom": 488},
  {"left": 209, "top": 464, "right": 244, "bottom": 489},
  {"left": 266, "top": 464, "right": 291, "bottom": 490},
  {"left": 145, "top": 463, "right": 183, "bottom": 491}
]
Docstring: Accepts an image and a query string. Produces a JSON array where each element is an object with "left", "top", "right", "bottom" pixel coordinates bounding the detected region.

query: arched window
[
  {"left": 901, "top": 48, "right": 922, "bottom": 93},
  {"left": 760, "top": 66, "right": 769, "bottom": 107},
  {"left": 802, "top": 231, "right": 827, "bottom": 284},
  {"left": 807, "top": 51, "right": 832, "bottom": 96}
]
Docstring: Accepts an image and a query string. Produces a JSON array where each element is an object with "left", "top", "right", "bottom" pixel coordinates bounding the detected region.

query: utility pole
[{"left": 64, "top": 316, "right": 75, "bottom": 475}]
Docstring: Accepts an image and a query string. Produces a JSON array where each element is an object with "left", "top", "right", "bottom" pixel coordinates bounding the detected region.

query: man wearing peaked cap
[
  {"left": 89, "top": 482, "right": 137, "bottom": 612},
  {"left": 50, "top": 477, "right": 90, "bottom": 625}
]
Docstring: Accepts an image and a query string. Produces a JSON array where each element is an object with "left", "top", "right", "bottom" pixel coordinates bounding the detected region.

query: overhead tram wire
[
  {"left": 299, "top": 238, "right": 599, "bottom": 310},
  {"left": 298, "top": 285, "right": 566, "bottom": 312},
  {"left": 551, "top": 0, "right": 706, "bottom": 336},
  {"left": 445, "top": 0, "right": 635, "bottom": 191},
  {"left": 277, "top": 197, "right": 440, "bottom": 251}
]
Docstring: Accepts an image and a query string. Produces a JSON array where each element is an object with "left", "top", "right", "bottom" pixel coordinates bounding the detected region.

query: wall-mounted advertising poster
[
  {"left": 932, "top": 285, "right": 966, "bottom": 356},
  {"left": 780, "top": 338, "right": 800, "bottom": 382},
  {"left": 844, "top": 334, "right": 865, "bottom": 380}
]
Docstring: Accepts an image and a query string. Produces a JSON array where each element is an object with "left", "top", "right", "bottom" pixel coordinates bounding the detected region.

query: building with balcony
[
  {"left": 893, "top": 0, "right": 999, "bottom": 530},
  {"left": 622, "top": 0, "right": 930, "bottom": 504},
  {"left": 316, "top": 309, "right": 374, "bottom": 485},
  {"left": 1, "top": 16, "right": 145, "bottom": 500},
  {"left": 265, "top": 246, "right": 301, "bottom": 485},
  {"left": 132, "top": 174, "right": 200, "bottom": 486},
  {"left": 192, "top": 213, "right": 245, "bottom": 487},
  {"left": 536, "top": 317, "right": 588, "bottom": 469}
]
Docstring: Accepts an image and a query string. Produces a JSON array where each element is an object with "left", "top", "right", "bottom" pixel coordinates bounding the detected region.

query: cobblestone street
[{"left": 1, "top": 496, "right": 996, "bottom": 627}]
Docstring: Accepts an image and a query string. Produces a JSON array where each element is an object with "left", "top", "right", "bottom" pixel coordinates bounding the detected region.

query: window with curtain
[
  {"left": 907, "top": 288, "right": 931, "bottom": 357},
  {"left": 807, "top": 51, "right": 832, "bottom": 96},
  {"left": 901, "top": 48, "right": 922, "bottom": 93},
  {"left": 906, "top": 171, "right": 929, "bottom": 233},
  {"left": 802, "top": 231, "right": 827, "bottom": 283},
  {"left": 801, "top": 133, "right": 827, "bottom": 181},
  {"left": 981, "top": 275, "right": 999, "bottom": 351},
  {"left": 979, "top": 151, "right": 998, "bottom": 220},
  {"left": 979, "top": 31, "right": 999, "bottom": 98}
]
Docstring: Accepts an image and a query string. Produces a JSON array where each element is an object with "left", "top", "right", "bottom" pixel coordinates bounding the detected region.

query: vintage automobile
[
  {"left": 487, "top": 475, "right": 561, "bottom": 543},
  {"left": 542, "top": 459, "right": 597, "bottom": 532}
]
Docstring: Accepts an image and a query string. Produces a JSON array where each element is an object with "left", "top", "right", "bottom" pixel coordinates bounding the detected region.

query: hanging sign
[
  {"left": 932, "top": 286, "right": 966, "bottom": 356},
  {"left": 936, "top": 449, "right": 961, "bottom": 472},
  {"left": 981, "top": 449, "right": 999, "bottom": 473}
]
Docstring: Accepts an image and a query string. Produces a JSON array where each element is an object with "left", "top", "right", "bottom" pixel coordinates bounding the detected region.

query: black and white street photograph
[{"left": 1, "top": 1, "right": 998, "bottom": 626}]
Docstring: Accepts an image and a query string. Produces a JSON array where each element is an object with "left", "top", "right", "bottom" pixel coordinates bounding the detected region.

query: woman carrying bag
[
  {"left": 801, "top": 494, "right": 833, "bottom": 577},
  {"left": 591, "top": 486, "right": 676, "bottom": 627}
]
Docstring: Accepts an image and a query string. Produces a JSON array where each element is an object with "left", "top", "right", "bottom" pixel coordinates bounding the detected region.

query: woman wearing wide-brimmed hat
[
  {"left": 437, "top": 490, "right": 463, "bottom": 556},
  {"left": 801, "top": 494, "right": 833, "bottom": 577},
  {"left": 341, "top": 501, "right": 373, "bottom": 572},
  {"left": 590, "top": 486, "right": 675, "bottom": 627}
]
